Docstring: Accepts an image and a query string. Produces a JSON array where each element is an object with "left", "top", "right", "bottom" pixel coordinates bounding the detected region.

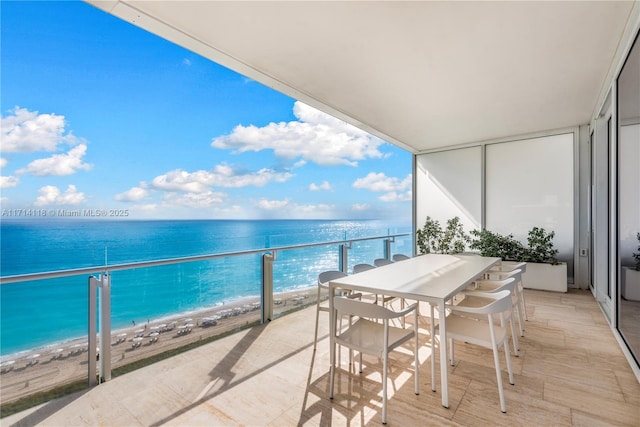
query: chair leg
[
  {"left": 504, "top": 333, "right": 515, "bottom": 386},
  {"left": 449, "top": 338, "right": 455, "bottom": 366},
  {"left": 313, "top": 286, "right": 322, "bottom": 350},
  {"left": 329, "top": 345, "right": 335, "bottom": 399},
  {"left": 519, "top": 282, "right": 529, "bottom": 321},
  {"left": 491, "top": 343, "right": 507, "bottom": 413},
  {"left": 509, "top": 308, "right": 520, "bottom": 356},
  {"left": 382, "top": 351, "right": 388, "bottom": 424},
  {"left": 514, "top": 287, "right": 525, "bottom": 337}
]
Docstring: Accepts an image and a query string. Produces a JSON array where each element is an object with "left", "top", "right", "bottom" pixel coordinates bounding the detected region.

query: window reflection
[{"left": 617, "top": 30, "right": 640, "bottom": 364}]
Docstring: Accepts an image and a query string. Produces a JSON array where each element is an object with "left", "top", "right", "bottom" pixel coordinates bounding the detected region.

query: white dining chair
[
  {"left": 491, "top": 261, "right": 528, "bottom": 321},
  {"left": 437, "top": 290, "right": 515, "bottom": 413},
  {"left": 352, "top": 263, "right": 401, "bottom": 314},
  {"left": 373, "top": 258, "right": 393, "bottom": 267},
  {"left": 482, "top": 268, "right": 525, "bottom": 336},
  {"left": 314, "top": 271, "right": 347, "bottom": 350},
  {"left": 329, "top": 296, "right": 420, "bottom": 425},
  {"left": 314, "top": 270, "right": 364, "bottom": 352},
  {"left": 352, "top": 263, "right": 376, "bottom": 273},
  {"left": 457, "top": 277, "right": 520, "bottom": 356}
]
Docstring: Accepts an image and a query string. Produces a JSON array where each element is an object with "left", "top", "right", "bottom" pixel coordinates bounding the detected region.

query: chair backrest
[
  {"left": 455, "top": 290, "right": 512, "bottom": 321},
  {"left": 318, "top": 270, "right": 348, "bottom": 286},
  {"left": 392, "top": 254, "right": 410, "bottom": 262},
  {"left": 501, "top": 268, "right": 522, "bottom": 281},
  {"left": 499, "top": 261, "right": 527, "bottom": 274},
  {"left": 374, "top": 258, "right": 393, "bottom": 267},
  {"left": 334, "top": 295, "right": 397, "bottom": 320},
  {"left": 487, "top": 268, "right": 522, "bottom": 282},
  {"left": 353, "top": 263, "right": 376, "bottom": 273},
  {"left": 475, "top": 277, "right": 516, "bottom": 294}
]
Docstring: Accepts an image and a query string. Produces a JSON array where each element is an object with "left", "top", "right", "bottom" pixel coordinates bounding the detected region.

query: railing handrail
[{"left": 0, "top": 232, "right": 412, "bottom": 284}]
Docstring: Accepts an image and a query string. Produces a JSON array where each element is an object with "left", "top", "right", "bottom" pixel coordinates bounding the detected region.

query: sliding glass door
[
  {"left": 617, "top": 30, "right": 639, "bottom": 365},
  {"left": 593, "top": 93, "right": 613, "bottom": 318}
]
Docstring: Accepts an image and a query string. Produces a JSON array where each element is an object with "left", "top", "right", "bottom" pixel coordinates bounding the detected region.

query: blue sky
[{"left": 1, "top": 1, "right": 412, "bottom": 220}]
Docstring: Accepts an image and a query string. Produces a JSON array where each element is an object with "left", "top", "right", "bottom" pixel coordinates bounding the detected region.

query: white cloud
[
  {"left": 211, "top": 101, "right": 387, "bottom": 167},
  {"left": 162, "top": 190, "right": 227, "bottom": 208},
  {"left": 295, "top": 203, "right": 335, "bottom": 213},
  {"left": 352, "top": 172, "right": 412, "bottom": 203},
  {"left": 352, "top": 172, "right": 411, "bottom": 192},
  {"left": 17, "top": 144, "right": 92, "bottom": 176},
  {"left": 115, "top": 186, "right": 149, "bottom": 202},
  {"left": 309, "top": 181, "right": 332, "bottom": 191},
  {"left": 1, "top": 107, "right": 81, "bottom": 153},
  {"left": 0, "top": 175, "right": 19, "bottom": 189},
  {"left": 151, "top": 164, "right": 293, "bottom": 193},
  {"left": 352, "top": 203, "right": 371, "bottom": 211},
  {"left": 253, "top": 199, "right": 337, "bottom": 218},
  {"left": 379, "top": 191, "right": 412, "bottom": 202},
  {"left": 0, "top": 158, "right": 7, "bottom": 168},
  {"left": 256, "top": 198, "right": 290, "bottom": 210},
  {"left": 135, "top": 203, "right": 159, "bottom": 212},
  {"left": 34, "top": 185, "right": 85, "bottom": 206},
  {"left": 152, "top": 170, "right": 209, "bottom": 193}
]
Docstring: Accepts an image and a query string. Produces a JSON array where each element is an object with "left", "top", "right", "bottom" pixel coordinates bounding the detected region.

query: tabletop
[{"left": 329, "top": 253, "right": 500, "bottom": 303}]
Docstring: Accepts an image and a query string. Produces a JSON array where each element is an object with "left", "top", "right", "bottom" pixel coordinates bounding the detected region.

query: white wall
[
  {"left": 416, "top": 133, "right": 575, "bottom": 280},
  {"left": 485, "top": 133, "right": 574, "bottom": 277},
  {"left": 415, "top": 147, "right": 481, "bottom": 236}
]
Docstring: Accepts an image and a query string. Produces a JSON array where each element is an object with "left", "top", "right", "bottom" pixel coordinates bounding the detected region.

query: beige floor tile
[
  {"left": 3, "top": 289, "right": 638, "bottom": 427},
  {"left": 544, "top": 379, "right": 640, "bottom": 426}
]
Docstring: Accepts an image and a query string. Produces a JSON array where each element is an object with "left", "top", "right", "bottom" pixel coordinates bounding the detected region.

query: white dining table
[{"left": 328, "top": 253, "right": 500, "bottom": 408}]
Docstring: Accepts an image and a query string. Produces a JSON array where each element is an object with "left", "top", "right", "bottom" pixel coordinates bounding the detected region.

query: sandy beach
[{"left": 0, "top": 287, "right": 318, "bottom": 404}]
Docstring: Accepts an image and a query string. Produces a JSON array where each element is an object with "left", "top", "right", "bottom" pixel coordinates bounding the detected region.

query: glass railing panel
[
  {"left": 270, "top": 245, "right": 340, "bottom": 319},
  {"left": 349, "top": 240, "right": 386, "bottom": 272},
  {"left": 0, "top": 230, "right": 412, "bottom": 405},
  {"left": 392, "top": 234, "right": 413, "bottom": 259},
  {"left": 0, "top": 275, "right": 89, "bottom": 402},
  {"left": 0, "top": 254, "right": 266, "bottom": 404}
]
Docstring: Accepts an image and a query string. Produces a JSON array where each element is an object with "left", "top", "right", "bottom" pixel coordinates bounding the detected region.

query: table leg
[
  {"left": 439, "top": 299, "right": 449, "bottom": 408},
  {"left": 430, "top": 303, "right": 436, "bottom": 392}
]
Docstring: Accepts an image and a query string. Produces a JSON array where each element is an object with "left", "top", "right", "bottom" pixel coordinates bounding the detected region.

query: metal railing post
[
  {"left": 383, "top": 237, "right": 394, "bottom": 260},
  {"left": 339, "top": 243, "right": 351, "bottom": 273},
  {"left": 88, "top": 276, "right": 98, "bottom": 386},
  {"left": 99, "top": 272, "right": 111, "bottom": 382},
  {"left": 261, "top": 252, "right": 275, "bottom": 323}
]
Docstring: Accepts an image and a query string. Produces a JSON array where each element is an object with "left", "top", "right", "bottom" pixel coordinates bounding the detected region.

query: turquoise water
[{"left": 0, "top": 219, "right": 411, "bottom": 356}]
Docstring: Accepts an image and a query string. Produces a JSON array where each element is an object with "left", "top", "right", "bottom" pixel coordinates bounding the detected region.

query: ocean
[{"left": 0, "top": 219, "right": 411, "bottom": 356}]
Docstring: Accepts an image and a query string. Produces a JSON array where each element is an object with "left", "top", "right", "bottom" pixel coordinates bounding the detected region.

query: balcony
[{"left": 4, "top": 288, "right": 638, "bottom": 426}]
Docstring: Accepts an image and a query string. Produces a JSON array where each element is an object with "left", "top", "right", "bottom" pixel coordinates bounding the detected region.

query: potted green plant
[
  {"left": 469, "top": 229, "right": 525, "bottom": 261},
  {"left": 621, "top": 233, "right": 640, "bottom": 301},
  {"left": 470, "top": 226, "right": 567, "bottom": 292},
  {"left": 416, "top": 216, "right": 469, "bottom": 255},
  {"left": 522, "top": 227, "right": 559, "bottom": 265}
]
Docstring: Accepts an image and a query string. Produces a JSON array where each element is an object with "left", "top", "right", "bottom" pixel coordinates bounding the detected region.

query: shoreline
[
  {"left": 0, "top": 287, "right": 311, "bottom": 361},
  {"left": 0, "top": 286, "right": 319, "bottom": 404}
]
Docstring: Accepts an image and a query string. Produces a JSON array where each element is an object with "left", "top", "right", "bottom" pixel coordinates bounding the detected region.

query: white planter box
[
  {"left": 521, "top": 262, "right": 567, "bottom": 292},
  {"left": 621, "top": 267, "right": 640, "bottom": 301}
]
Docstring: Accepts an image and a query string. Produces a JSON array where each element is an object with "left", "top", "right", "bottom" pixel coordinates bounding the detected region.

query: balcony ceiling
[{"left": 88, "top": 1, "right": 636, "bottom": 153}]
